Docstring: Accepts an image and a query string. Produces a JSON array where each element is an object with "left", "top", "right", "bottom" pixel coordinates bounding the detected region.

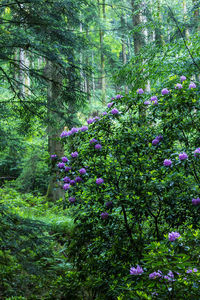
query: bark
[
  {"left": 121, "top": 14, "right": 128, "bottom": 93},
  {"left": 19, "top": 48, "right": 25, "bottom": 97},
  {"left": 155, "top": 0, "right": 164, "bottom": 45},
  {"left": 193, "top": 0, "right": 200, "bottom": 31},
  {"left": 45, "top": 60, "right": 65, "bottom": 202},
  {"left": 183, "top": 0, "right": 189, "bottom": 39},
  {"left": 98, "top": 0, "right": 106, "bottom": 104},
  {"left": 131, "top": 0, "right": 143, "bottom": 55},
  {"left": 92, "top": 51, "right": 95, "bottom": 93},
  {"left": 24, "top": 52, "right": 31, "bottom": 96},
  {"left": 85, "top": 28, "right": 91, "bottom": 102},
  {"left": 80, "top": 20, "right": 84, "bottom": 92}
]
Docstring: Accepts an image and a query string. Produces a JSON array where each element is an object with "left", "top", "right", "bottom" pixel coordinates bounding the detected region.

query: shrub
[{"left": 54, "top": 75, "right": 200, "bottom": 298}]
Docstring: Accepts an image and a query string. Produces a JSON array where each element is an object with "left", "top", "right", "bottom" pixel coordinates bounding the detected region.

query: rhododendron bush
[{"left": 53, "top": 75, "right": 200, "bottom": 299}]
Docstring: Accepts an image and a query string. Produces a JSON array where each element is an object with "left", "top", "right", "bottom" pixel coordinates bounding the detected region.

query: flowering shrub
[{"left": 53, "top": 75, "right": 200, "bottom": 299}]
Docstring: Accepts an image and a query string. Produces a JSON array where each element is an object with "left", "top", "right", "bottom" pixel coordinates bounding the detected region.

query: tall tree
[
  {"left": 0, "top": 0, "right": 87, "bottom": 199},
  {"left": 98, "top": 0, "right": 106, "bottom": 104},
  {"left": 131, "top": 0, "right": 143, "bottom": 55}
]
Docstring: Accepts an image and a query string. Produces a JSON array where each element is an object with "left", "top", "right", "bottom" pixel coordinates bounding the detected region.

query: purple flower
[
  {"left": 167, "top": 271, "right": 174, "bottom": 278},
  {"left": 95, "top": 144, "right": 102, "bottom": 150},
  {"left": 156, "top": 135, "right": 163, "bottom": 141},
  {"left": 94, "top": 116, "right": 100, "bottom": 122},
  {"left": 144, "top": 100, "right": 150, "bottom": 105},
  {"left": 116, "top": 94, "right": 123, "bottom": 99},
  {"left": 151, "top": 96, "right": 158, "bottom": 102},
  {"left": 100, "top": 212, "right": 109, "bottom": 219},
  {"left": 175, "top": 83, "right": 183, "bottom": 90},
  {"left": 102, "top": 111, "right": 107, "bottom": 116},
  {"left": 79, "top": 168, "right": 86, "bottom": 175},
  {"left": 70, "top": 180, "right": 76, "bottom": 186},
  {"left": 179, "top": 152, "right": 188, "bottom": 161},
  {"left": 69, "top": 197, "right": 76, "bottom": 203},
  {"left": 193, "top": 268, "right": 198, "bottom": 272},
  {"left": 152, "top": 292, "right": 159, "bottom": 297},
  {"left": 81, "top": 126, "right": 88, "bottom": 132},
  {"left": 63, "top": 177, "right": 71, "bottom": 183},
  {"left": 180, "top": 75, "right": 186, "bottom": 82},
  {"left": 137, "top": 88, "right": 144, "bottom": 95},
  {"left": 111, "top": 108, "right": 119, "bottom": 115},
  {"left": 149, "top": 271, "right": 162, "bottom": 279},
  {"left": 60, "top": 131, "right": 68, "bottom": 138},
  {"left": 65, "top": 166, "right": 71, "bottom": 172},
  {"left": 189, "top": 82, "right": 196, "bottom": 89},
  {"left": 63, "top": 184, "right": 70, "bottom": 191},
  {"left": 96, "top": 178, "right": 104, "bottom": 185},
  {"left": 57, "top": 162, "right": 65, "bottom": 169},
  {"left": 130, "top": 265, "right": 144, "bottom": 275},
  {"left": 152, "top": 99, "right": 158, "bottom": 105},
  {"left": 71, "top": 127, "right": 78, "bottom": 134},
  {"left": 90, "top": 138, "right": 98, "bottom": 144},
  {"left": 152, "top": 139, "right": 159, "bottom": 146},
  {"left": 61, "top": 156, "right": 69, "bottom": 163},
  {"left": 105, "top": 201, "right": 113, "bottom": 208},
  {"left": 71, "top": 151, "right": 78, "bottom": 158},
  {"left": 186, "top": 269, "right": 193, "bottom": 274},
  {"left": 194, "top": 148, "right": 200, "bottom": 157},
  {"left": 51, "top": 154, "right": 57, "bottom": 159},
  {"left": 163, "top": 159, "right": 172, "bottom": 167},
  {"left": 75, "top": 176, "right": 82, "bottom": 183},
  {"left": 67, "top": 130, "right": 73, "bottom": 136},
  {"left": 192, "top": 197, "right": 200, "bottom": 206},
  {"left": 107, "top": 102, "right": 114, "bottom": 108},
  {"left": 161, "top": 88, "right": 169, "bottom": 95},
  {"left": 87, "top": 118, "right": 94, "bottom": 124},
  {"left": 168, "top": 231, "right": 181, "bottom": 241}
]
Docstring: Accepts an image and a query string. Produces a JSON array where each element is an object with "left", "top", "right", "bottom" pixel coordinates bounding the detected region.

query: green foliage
[
  {"left": 128, "top": 227, "right": 200, "bottom": 299},
  {"left": 55, "top": 75, "right": 200, "bottom": 298},
  {"left": 0, "top": 188, "right": 78, "bottom": 299}
]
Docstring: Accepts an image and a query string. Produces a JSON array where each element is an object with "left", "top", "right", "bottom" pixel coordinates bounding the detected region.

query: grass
[{"left": 0, "top": 187, "right": 75, "bottom": 234}]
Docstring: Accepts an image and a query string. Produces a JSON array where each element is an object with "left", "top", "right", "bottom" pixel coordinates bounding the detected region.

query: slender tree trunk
[
  {"left": 24, "top": 52, "right": 31, "bottom": 96},
  {"left": 92, "top": 51, "right": 95, "bottom": 93},
  {"left": 46, "top": 60, "right": 65, "bottom": 201},
  {"left": 85, "top": 28, "right": 91, "bottom": 103},
  {"left": 80, "top": 20, "right": 84, "bottom": 92},
  {"left": 19, "top": 48, "right": 25, "bottom": 97},
  {"left": 193, "top": 0, "right": 200, "bottom": 31},
  {"left": 121, "top": 14, "right": 128, "bottom": 93},
  {"left": 183, "top": 0, "right": 189, "bottom": 39},
  {"left": 14, "top": 49, "right": 18, "bottom": 84},
  {"left": 98, "top": 0, "right": 106, "bottom": 104},
  {"left": 131, "top": 0, "right": 147, "bottom": 120},
  {"left": 155, "top": 0, "right": 164, "bottom": 45},
  {"left": 131, "top": 0, "right": 143, "bottom": 55}
]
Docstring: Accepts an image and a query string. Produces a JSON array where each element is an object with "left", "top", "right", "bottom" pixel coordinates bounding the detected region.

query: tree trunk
[
  {"left": 19, "top": 48, "right": 25, "bottom": 97},
  {"left": 193, "top": 0, "right": 200, "bottom": 31},
  {"left": 24, "top": 51, "right": 31, "bottom": 96},
  {"left": 92, "top": 51, "right": 95, "bottom": 93},
  {"left": 46, "top": 60, "right": 65, "bottom": 201},
  {"left": 80, "top": 20, "right": 84, "bottom": 92},
  {"left": 121, "top": 14, "right": 128, "bottom": 93},
  {"left": 155, "top": 0, "right": 164, "bottom": 45},
  {"left": 85, "top": 28, "right": 91, "bottom": 103},
  {"left": 98, "top": 0, "right": 106, "bottom": 104},
  {"left": 183, "top": 0, "right": 189, "bottom": 39},
  {"left": 131, "top": 0, "right": 143, "bottom": 55}
]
